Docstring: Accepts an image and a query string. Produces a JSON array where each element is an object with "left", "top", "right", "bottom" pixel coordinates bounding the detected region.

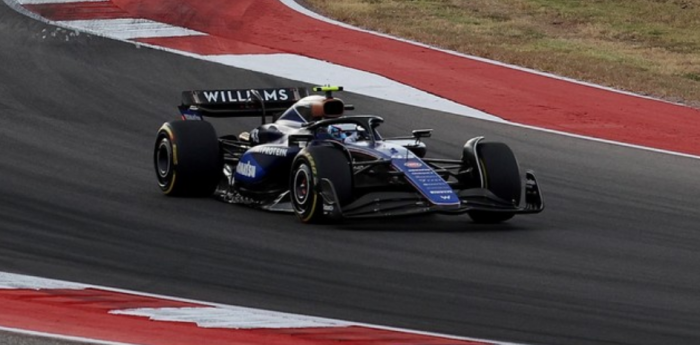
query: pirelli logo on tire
[{"left": 304, "top": 152, "right": 318, "bottom": 177}]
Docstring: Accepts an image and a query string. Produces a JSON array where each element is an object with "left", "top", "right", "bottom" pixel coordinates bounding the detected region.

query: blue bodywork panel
[
  {"left": 234, "top": 145, "right": 301, "bottom": 184},
  {"left": 392, "top": 158, "right": 460, "bottom": 206},
  {"left": 347, "top": 141, "right": 460, "bottom": 207}
]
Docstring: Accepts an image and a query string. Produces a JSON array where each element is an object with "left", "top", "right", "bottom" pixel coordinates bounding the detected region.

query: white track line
[
  {"left": 208, "top": 54, "right": 503, "bottom": 122},
  {"left": 60, "top": 19, "right": 205, "bottom": 40},
  {"left": 0, "top": 273, "right": 87, "bottom": 289},
  {"left": 111, "top": 306, "right": 353, "bottom": 329}
]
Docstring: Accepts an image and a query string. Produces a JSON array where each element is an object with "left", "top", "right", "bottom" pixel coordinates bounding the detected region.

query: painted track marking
[
  {"left": 0, "top": 272, "right": 520, "bottom": 345},
  {"left": 59, "top": 18, "right": 205, "bottom": 39}
]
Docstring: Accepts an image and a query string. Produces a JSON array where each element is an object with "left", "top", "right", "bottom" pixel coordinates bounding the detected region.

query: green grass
[{"left": 301, "top": 0, "right": 700, "bottom": 108}]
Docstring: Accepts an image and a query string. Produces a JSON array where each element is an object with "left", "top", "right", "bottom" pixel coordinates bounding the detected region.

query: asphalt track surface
[
  {"left": 0, "top": 330, "right": 103, "bottom": 345},
  {"left": 2, "top": 3, "right": 700, "bottom": 345}
]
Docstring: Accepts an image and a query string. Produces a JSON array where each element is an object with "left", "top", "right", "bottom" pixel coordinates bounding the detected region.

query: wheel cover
[
  {"left": 156, "top": 138, "right": 172, "bottom": 182},
  {"left": 293, "top": 165, "right": 312, "bottom": 212}
]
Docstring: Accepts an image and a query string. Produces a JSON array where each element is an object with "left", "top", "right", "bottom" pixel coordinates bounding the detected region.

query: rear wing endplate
[{"left": 179, "top": 87, "right": 309, "bottom": 121}]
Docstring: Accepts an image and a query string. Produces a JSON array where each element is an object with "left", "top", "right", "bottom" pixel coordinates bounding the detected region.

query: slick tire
[
  {"left": 154, "top": 121, "right": 222, "bottom": 197},
  {"left": 468, "top": 142, "right": 521, "bottom": 224},
  {"left": 290, "top": 146, "right": 352, "bottom": 223}
]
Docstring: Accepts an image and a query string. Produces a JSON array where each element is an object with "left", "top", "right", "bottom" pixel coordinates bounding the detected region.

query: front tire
[
  {"left": 154, "top": 121, "right": 222, "bottom": 197},
  {"left": 468, "top": 142, "right": 521, "bottom": 224},
  {"left": 291, "top": 146, "right": 352, "bottom": 223}
]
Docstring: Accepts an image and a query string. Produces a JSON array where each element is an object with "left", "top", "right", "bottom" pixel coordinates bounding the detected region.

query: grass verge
[{"left": 300, "top": 0, "right": 700, "bottom": 108}]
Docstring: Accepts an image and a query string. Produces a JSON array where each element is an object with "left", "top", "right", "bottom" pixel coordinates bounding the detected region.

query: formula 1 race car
[{"left": 154, "top": 86, "right": 543, "bottom": 223}]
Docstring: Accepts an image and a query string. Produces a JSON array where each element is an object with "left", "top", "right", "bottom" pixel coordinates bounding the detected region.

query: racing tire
[
  {"left": 154, "top": 121, "right": 222, "bottom": 197},
  {"left": 290, "top": 146, "right": 352, "bottom": 223},
  {"left": 468, "top": 142, "right": 521, "bottom": 224}
]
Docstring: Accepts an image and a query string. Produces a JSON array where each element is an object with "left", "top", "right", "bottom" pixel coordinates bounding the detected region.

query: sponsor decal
[
  {"left": 264, "top": 89, "right": 288, "bottom": 101},
  {"left": 179, "top": 107, "right": 203, "bottom": 120},
  {"left": 440, "top": 195, "right": 452, "bottom": 200},
  {"left": 404, "top": 161, "right": 423, "bottom": 168},
  {"left": 201, "top": 89, "right": 289, "bottom": 103},
  {"left": 235, "top": 161, "right": 256, "bottom": 178},
  {"left": 418, "top": 178, "right": 444, "bottom": 183},
  {"left": 182, "top": 114, "right": 202, "bottom": 120},
  {"left": 253, "top": 147, "right": 288, "bottom": 157},
  {"left": 306, "top": 153, "right": 318, "bottom": 176},
  {"left": 323, "top": 204, "right": 334, "bottom": 212},
  {"left": 429, "top": 190, "right": 454, "bottom": 194}
]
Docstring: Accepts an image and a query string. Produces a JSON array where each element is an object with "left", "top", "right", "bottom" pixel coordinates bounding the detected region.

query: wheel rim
[
  {"left": 156, "top": 138, "right": 172, "bottom": 180},
  {"left": 293, "top": 165, "right": 311, "bottom": 211}
]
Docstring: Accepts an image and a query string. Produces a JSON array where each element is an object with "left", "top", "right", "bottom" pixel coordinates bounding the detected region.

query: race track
[{"left": 2, "top": 3, "right": 700, "bottom": 345}]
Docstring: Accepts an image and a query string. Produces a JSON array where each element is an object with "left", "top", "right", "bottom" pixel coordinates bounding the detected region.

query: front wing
[{"left": 318, "top": 171, "right": 544, "bottom": 219}]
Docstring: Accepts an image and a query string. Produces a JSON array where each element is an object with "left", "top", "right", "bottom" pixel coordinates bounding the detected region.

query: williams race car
[{"left": 154, "top": 86, "right": 543, "bottom": 223}]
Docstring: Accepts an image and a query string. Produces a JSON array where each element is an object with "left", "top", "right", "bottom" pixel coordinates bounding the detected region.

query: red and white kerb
[{"left": 0, "top": 272, "right": 519, "bottom": 345}]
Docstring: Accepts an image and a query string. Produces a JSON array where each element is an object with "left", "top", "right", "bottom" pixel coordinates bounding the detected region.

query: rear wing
[{"left": 178, "top": 87, "right": 309, "bottom": 122}]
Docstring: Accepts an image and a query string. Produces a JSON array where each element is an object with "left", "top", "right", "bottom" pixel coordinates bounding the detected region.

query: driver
[
  {"left": 327, "top": 125, "right": 347, "bottom": 141},
  {"left": 327, "top": 124, "right": 360, "bottom": 143}
]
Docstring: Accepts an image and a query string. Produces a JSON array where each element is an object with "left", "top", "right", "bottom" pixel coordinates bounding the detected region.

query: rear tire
[
  {"left": 154, "top": 121, "right": 222, "bottom": 197},
  {"left": 468, "top": 142, "right": 521, "bottom": 224},
  {"left": 291, "top": 146, "right": 352, "bottom": 223}
]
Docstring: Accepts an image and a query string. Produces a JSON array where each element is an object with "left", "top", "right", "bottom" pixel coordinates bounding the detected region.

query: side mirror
[
  {"left": 289, "top": 134, "right": 315, "bottom": 148},
  {"left": 412, "top": 129, "right": 433, "bottom": 139}
]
